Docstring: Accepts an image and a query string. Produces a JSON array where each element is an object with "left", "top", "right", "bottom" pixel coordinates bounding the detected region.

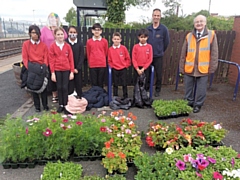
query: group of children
[{"left": 22, "top": 23, "right": 153, "bottom": 114}]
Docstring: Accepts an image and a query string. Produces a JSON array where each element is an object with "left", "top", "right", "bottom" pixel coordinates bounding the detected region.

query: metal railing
[{"left": 0, "top": 18, "right": 44, "bottom": 39}]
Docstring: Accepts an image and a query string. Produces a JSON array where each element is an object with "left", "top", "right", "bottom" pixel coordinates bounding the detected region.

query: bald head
[{"left": 193, "top": 15, "right": 207, "bottom": 32}]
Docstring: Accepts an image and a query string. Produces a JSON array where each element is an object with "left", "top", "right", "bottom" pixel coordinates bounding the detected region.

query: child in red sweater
[
  {"left": 108, "top": 32, "right": 131, "bottom": 98},
  {"left": 86, "top": 23, "right": 108, "bottom": 88},
  {"left": 22, "top": 25, "right": 49, "bottom": 112},
  {"left": 132, "top": 29, "right": 153, "bottom": 90},
  {"left": 49, "top": 27, "right": 74, "bottom": 114}
]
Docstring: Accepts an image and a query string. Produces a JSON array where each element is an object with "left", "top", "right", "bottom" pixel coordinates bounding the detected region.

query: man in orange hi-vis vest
[{"left": 179, "top": 15, "right": 218, "bottom": 113}]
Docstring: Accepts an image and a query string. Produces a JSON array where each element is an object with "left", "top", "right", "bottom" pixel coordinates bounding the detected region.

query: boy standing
[
  {"left": 86, "top": 23, "right": 108, "bottom": 88},
  {"left": 132, "top": 29, "right": 153, "bottom": 88},
  {"left": 108, "top": 32, "right": 131, "bottom": 99}
]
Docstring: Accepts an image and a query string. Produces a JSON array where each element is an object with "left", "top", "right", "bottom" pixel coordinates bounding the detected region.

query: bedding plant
[
  {"left": 101, "top": 110, "right": 142, "bottom": 174},
  {"left": 146, "top": 118, "right": 227, "bottom": 150}
]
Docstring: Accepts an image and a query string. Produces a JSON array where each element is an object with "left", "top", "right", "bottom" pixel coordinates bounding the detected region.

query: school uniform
[
  {"left": 108, "top": 44, "right": 131, "bottom": 98},
  {"left": 66, "top": 38, "right": 84, "bottom": 98},
  {"left": 86, "top": 36, "right": 108, "bottom": 87},
  {"left": 49, "top": 42, "right": 74, "bottom": 108}
]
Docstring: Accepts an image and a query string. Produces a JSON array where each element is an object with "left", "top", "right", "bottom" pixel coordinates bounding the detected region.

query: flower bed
[
  {"left": 146, "top": 118, "right": 227, "bottom": 150},
  {"left": 152, "top": 99, "right": 193, "bottom": 119},
  {"left": 0, "top": 112, "right": 112, "bottom": 168},
  {"left": 134, "top": 146, "right": 240, "bottom": 179}
]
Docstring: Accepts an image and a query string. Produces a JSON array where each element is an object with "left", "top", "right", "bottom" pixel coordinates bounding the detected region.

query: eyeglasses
[{"left": 194, "top": 20, "right": 205, "bottom": 24}]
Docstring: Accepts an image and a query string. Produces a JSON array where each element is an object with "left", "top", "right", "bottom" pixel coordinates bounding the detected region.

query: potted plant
[
  {"left": 146, "top": 119, "right": 227, "bottom": 150},
  {"left": 41, "top": 160, "right": 83, "bottom": 180},
  {"left": 152, "top": 99, "right": 193, "bottom": 119},
  {"left": 101, "top": 111, "right": 142, "bottom": 174}
]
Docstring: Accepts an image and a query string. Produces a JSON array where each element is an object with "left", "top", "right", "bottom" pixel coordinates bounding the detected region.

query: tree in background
[
  {"left": 106, "top": 0, "right": 156, "bottom": 24},
  {"left": 64, "top": 7, "right": 77, "bottom": 26}
]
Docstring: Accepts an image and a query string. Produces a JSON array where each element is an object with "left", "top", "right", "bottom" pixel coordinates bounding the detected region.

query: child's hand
[
  {"left": 69, "top": 72, "right": 74, "bottom": 80},
  {"left": 51, "top": 73, "right": 56, "bottom": 82},
  {"left": 140, "top": 67, "right": 145, "bottom": 74},
  {"left": 137, "top": 69, "right": 142, "bottom": 75},
  {"left": 74, "top": 69, "right": 78, "bottom": 74}
]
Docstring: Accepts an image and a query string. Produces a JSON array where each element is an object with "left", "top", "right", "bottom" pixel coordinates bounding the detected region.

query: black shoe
[
  {"left": 43, "top": 106, "right": 49, "bottom": 111},
  {"left": 154, "top": 91, "right": 160, "bottom": 97},
  {"left": 35, "top": 108, "right": 41, "bottom": 112},
  {"left": 193, "top": 106, "right": 201, "bottom": 113},
  {"left": 57, "top": 106, "right": 64, "bottom": 113},
  {"left": 64, "top": 108, "right": 72, "bottom": 115},
  {"left": 187, "top": 102, "right": 194, "bottom": 107}
]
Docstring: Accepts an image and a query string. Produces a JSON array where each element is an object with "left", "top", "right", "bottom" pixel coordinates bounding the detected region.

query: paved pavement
[{"left": 0, "top": 55, "right": 240, "bottom": 180}]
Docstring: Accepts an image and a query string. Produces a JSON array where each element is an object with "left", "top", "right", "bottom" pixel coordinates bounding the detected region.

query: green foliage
[
  {"left": 64, "top": 7, "right": 77, "bottom": 26},
  {"left": 41, "top": 161, "right": 82, "bottom": 180},
  {"left": 152, "top": 99, "right": 192, "bottom": 117}
]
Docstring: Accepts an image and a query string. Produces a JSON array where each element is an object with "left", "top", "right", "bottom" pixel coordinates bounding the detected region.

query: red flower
[
  {"left": 213, "top": 172, "right": 223, "bottom": 180},
  {"left": 109, "top": 138, "right": 114, "bottom": 143},
  {"left": 62, "top": 118, "right": 68, "bottom": 123},
  {"left": 51, "top": 111, "right": 57, "bottom": 114},
  {"left": 106, "top": 152, "right": 115, "bottom": 158},
  {"left": 105, "top": 141, "right": 111, "bottom": 149},
  {"left": 26, "top": 127, "right": 29, "bottom": 134},
  {"left": 43, "top": 128, "right": 52, "bottom": 137},
  {"left": 187, "top": 118, "right": 193, "bottom": 125},
  {"left": 100, "top": 126, "right": 107, "bottom": 132},
  {"left": 52, "top": 119, "right": 56, "bottom": 122},
  {"left": 92, "top": 112, "right": 95, "bottom": 115},
  {"left": 118, "top": 152, "right": 126, "bottom": 159},
  {"left": 62, "top": 126, "right": 67, "bottom": 130},
  {"left": 198, "top": 164, "right": 206, "bottom": 171},
  {"left": 146, "top": 137, "right": 155, "bottom": 147},
  {"left": 197, "top": 122, "right": 206, "bottom": 127},
  {"left": 76, "top": 121, "right": 83, "bottom": 126},
  {"left": 237, "top": 154, "right": 240, "bottom": 159}
]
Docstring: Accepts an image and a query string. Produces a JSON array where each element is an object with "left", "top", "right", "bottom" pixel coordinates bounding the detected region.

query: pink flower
[
  {"left": 213, "top": 172, "right": 223, "bottom": 180},
  {"left": 196, "top": 172, "right": 202, "bottom": 178},
  {"left": 62, "top": 118, "right": 68, "bottom": 123},
  {"left": 125, "top": 129, "right": 131, "bottom": 134},
  {"left": 52, "top": 119, "right": 56, "bottom": 122},
  {"left": 231, "top": 158, "right": 235, "bottom": 168},
  {"left": 176, "top": 160, "right": 186, "bottom": 171},
  {"left": 60, "top": 123, "right": 65, "bottom": 127},
  {"left": 237, "top": 154, "right": 240, "bottom": 159},
  {"left": 43, "top": 128, "right": 52, "bottom": 137},
  {"left": 207, "top": 157, "right": 216, "bottom": 164},
  {"left": 183, "top": 154, "right": 191, "bottom": 162},
  {"left": 100, "top": 126, "right": 106, "bottom": 132},
  {"left": 26, "top": 127, "right": 29, "bottom": 134},
  {"left": 67, "top": 125, "right": 72, "bottom": 129},
  {"left": 101, "top": 119, "right": 106, "bottom": 122},
  {"left": 76, "top": 121, "right": 83, "bottom": 126}
]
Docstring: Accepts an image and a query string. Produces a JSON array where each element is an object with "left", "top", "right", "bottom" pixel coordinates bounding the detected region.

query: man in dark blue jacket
[{"left": 147, "top": 8, "right": 169, "bottom": 97}]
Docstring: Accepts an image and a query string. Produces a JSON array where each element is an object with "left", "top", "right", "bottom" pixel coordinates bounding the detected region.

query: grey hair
[{"left": 193, "top": 15, "right": 207, "bottom": 24}]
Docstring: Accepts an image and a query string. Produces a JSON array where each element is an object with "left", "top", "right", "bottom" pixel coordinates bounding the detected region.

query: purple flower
[
  {"left": 197, "top": 154, "right": 204, "bottom": 158},
  {"left": 191, "top": 160, "right": 198, "bottom": 169},
  {"left": 199, "top": 159, "right": 209, "bottom": 168},
  {"left": 176, "top": 160, "right": 186, "bottom": 171},
  {"left": 207, "top": 157, "right": 216, "bottom": 164},
  {"left": 231, "top": 158, "right": 235, "bottom": 168}
]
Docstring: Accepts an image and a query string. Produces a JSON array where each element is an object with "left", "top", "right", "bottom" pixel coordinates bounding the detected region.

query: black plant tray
[
  {"left": 1, "top": 162, "right": 18, "bottom": 169},
  {"left": 155, "top": 113, "right": 189, "bottom": 120},
  {"left": 72, "top": 155, "right": 103, "bottom": 162}
]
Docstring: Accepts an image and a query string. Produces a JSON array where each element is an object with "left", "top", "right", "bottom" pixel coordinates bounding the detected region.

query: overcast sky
[{"left": 0, "top": 0, "right": 239, "bottom": 24}]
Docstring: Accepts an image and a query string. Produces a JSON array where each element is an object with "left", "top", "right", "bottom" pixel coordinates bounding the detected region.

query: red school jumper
[{"left": 108, "top": 45, "right": 131, "bottom": 70}]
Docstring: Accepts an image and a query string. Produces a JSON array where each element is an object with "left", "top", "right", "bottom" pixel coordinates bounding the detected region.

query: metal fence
[{"left": 0, "top": 18, "right": 44, "bottom": 39}]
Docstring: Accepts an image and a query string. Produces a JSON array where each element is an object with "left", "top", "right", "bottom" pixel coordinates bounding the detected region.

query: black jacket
[
  {"left": 21, "top": 61, "right": 48, "bottom": 92},
  {"left": 133, "top": 73, "right": 153, "bottom": 108}
]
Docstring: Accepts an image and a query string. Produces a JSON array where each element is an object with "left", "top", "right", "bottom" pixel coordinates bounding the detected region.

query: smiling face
[
  {"left": 54, "top": 29, "right": 64, "bottom": 43},
  {"left": 152, "top": 9, "right": 161, "bottom": 25},
  {"left": 112, "top": 35, "right": 121, "bottom": 47},
  {"left": 194, "top": 15, "right": 207, "bottom": 32},
  {"left": 138, "top": 35, "right": 148, "bottom": 45}
]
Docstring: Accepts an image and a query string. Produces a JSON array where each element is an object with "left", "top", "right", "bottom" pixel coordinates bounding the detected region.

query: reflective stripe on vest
[{"left": 184, "top": 30, "right": 214, "bottom": 73}]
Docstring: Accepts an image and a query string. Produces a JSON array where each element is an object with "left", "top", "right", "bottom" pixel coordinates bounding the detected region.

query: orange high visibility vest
[{"left": 184, "top": 30, "right": 215, "bottom": 73}]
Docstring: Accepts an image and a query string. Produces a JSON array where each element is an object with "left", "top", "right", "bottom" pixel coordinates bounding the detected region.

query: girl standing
[
  {"left": 40, "top": 12, "right": 68, "bottom": 103},
  {"left": 49, "top": 27, "right": 74, "bottom": 113},
  {"left": 66, "top": 26, "right": 84, "bottom": 98},
  {"left": 22, "top": 25, "right": 49, "bottom": 112}
]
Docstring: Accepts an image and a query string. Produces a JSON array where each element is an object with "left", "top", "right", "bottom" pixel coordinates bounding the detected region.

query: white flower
[
  {"left": 71, "top": 115, "right": 77, "bottom": 119},
  {"left": 29, "top": 123, "right": 33, "bottom": 126},
  {"left": 62, "top": 115, "right": 67, "bottom": 118},
  {"left": 102, "top": 110, "right": 106, "bottom": 115},
  {"left": 214, "top": 124, "right": 222, "bottom": 130},
  {"left": 114, "top": 117, "right": 119, "bottom": 120},
  {"left": 60, "top": 172, "right": 62, "bottom": 177},
  {"left": 165, "top": 147, "right": 173, "bottom": 154},
  {"left": 40, "top": 174, "right": 43, "bottom": 179},
  {"left": 117, "top": 133, "right": 121, "bottom": 137},
  {"left": 26, "top": 119, "right": 33, "bottom": 122}
]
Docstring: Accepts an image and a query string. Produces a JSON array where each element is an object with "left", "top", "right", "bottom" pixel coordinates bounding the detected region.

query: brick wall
[{"left": 229, "top": 16, "right": 240, "bottom": 85}]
